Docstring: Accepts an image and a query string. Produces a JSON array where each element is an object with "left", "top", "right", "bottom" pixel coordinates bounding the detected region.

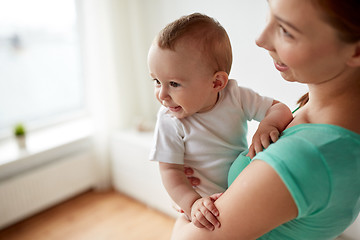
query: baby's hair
[{"left": 156, "top": 13, "right": 233, "bottom": 75}]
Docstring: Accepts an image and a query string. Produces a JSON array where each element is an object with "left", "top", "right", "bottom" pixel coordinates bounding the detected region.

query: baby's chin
[{"left": 169, "top": 110, "right": 191, "bottom": 119}]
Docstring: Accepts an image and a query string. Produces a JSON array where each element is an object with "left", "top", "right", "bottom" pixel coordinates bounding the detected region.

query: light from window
[{"left": 0, "top": 0, "right": 84, "bottom": 134}]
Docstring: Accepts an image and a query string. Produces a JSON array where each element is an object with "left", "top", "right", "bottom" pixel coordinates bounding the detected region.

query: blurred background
[{"left": 0, "top": 0, "right": 357, "bottom": 239}]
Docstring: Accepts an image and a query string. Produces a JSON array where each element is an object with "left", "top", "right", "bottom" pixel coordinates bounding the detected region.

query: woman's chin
[{"left": 280, "top": 72, "right": 297, "bottom": 82}]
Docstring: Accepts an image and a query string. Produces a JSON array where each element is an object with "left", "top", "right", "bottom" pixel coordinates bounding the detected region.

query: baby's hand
[
  {"left": 247, "top": 124, "right": 280, "bottom": 159},
  {"left": 190, "top": 193, "right": 222, "bottom": 231}
]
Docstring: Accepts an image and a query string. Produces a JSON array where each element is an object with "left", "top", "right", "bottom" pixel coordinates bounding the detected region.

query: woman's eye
[
  {"left": 279, "top": 25, "right": 293, "bottom": 38},
  {"left": 170, "top": 81, "right": 180, "bottom": 87}
]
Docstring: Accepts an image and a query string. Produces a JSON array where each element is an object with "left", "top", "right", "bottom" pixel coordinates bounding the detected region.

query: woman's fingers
[
  {"left": 184, "top": 166, "right": 201, "bottom": 186},
  {"left": 184, "top": 166, "right": 194, "bottom": 176},
  {"left": 187, "top": 176, "right": 200, "bottom": 186},
  {"left": 172, "top": 203, "right": 184, "bottom": 213}
]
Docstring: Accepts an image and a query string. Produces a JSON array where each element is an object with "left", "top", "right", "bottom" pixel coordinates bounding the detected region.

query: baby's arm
[
  {"left": 159, "top": 162, "right": 220, "bottom": 230},
  {"left": 248, "top": 100, "right": 293, "bottom": 158}
]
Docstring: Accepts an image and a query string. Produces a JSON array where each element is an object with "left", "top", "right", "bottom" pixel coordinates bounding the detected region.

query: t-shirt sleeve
[
  {"left": 149, "top": 108, "right": 185, "bottom": 164},
  {"left": 237, "top": 86, "right": 273, "bottom": 122},
  {"left": 254, "top": 136, "right": 331, "bottom": 218}
]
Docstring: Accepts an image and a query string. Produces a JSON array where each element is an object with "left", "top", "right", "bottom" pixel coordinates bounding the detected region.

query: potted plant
[{"left": 14, "top": 123, "right": 27, "bottom": 149}]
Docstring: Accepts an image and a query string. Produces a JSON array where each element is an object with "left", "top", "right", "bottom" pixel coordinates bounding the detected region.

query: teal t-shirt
[{"left": 228, "top": 124, "right": 360, "bottom": 240}]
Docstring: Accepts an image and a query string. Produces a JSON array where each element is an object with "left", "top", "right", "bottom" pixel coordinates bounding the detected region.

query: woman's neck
[{"left": 290, "top": 70, "right": 360, "bottom": 133}]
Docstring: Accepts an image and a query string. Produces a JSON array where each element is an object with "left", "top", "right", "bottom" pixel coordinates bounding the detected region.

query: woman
[{"left": 171, "top": 0, "right": 360, "bottom": 239}]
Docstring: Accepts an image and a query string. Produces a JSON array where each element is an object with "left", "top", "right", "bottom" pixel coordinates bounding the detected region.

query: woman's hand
[
  {"left": 190, "top": 193, "right": 223, "bottom": 231},
  {"left": 184, "top": 166, "right": 201, "bottom": 186}
]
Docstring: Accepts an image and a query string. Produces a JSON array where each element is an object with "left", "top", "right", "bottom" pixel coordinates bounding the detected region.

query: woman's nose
[
  {"left": 255, "top": 32, "right": 266, "bottom": 48},
  {"left": 255, "top": 23, "right": 274, "bottom": 51}
]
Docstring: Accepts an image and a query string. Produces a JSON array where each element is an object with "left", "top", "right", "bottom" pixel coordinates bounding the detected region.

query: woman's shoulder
[
  {"left": 282, "top": 123, "right": 360, "bottom": 148},
  {"left": 254, "top": 123, "right": 360, "bottom": 228},
  {"left": 258, "top": 124, "right": 360, "bottom": 166},
  {"left": 256, "top": 123, "right": 360, "bottom": 199}
]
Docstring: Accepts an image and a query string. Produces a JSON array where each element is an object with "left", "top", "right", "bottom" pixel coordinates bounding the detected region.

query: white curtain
[{"left": 77, "top": 0, "right": 159, "bottom": 190}]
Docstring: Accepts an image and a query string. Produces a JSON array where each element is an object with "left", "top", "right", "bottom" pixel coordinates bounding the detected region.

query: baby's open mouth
[{"left": 169, "top": 106, "right": 181, "bottom": 112}]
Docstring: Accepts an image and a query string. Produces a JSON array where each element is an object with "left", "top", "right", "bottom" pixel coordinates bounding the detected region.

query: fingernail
[{"left": 192, "top": 179, "right": 200, "bottom": 185}]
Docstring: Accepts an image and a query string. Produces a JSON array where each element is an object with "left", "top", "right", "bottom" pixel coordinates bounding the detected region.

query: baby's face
[{"left": 147, "top": 44, "right": 219, "bottom": 119}]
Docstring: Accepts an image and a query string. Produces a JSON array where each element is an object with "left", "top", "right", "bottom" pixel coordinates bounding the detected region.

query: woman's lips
[{"left": 274, "top": 60, "right": 289, "bottom": 72}]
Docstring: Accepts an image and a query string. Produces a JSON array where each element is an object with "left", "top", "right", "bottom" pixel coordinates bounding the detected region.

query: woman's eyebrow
[{"left": 275, "top": 15, "right": 302, "bottom": 33}]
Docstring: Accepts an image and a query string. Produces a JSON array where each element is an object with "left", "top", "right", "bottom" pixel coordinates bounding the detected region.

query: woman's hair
[
  {"left": 311, "top": 0, "right": 360, "bottom": 43},
  {"left": 298, "top": 0, "right": 360, "bottom": 107},
  {"left": 156, "top": 13, "right": 233, "bottom": 75}
]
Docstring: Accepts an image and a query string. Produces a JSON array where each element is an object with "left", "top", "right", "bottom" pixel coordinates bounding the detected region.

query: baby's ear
[
  {"left": 347, "top": 41, "right": 360, "bottom": 67},
  {"left": 213, "top": 71, "right": 228, "bottom": 91}
]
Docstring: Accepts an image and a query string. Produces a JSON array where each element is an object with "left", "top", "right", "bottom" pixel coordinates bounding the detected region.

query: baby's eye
[
  {"left": 170, "top": 81, "right": 180, "bottom": 87},
  {"left": 153, "top": 79, "right": 161, "bottom": 85}
]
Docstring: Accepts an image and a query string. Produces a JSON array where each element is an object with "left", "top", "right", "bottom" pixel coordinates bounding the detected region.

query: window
[{"left": 0, "top": 0, "right": 85, "bottom": 136}]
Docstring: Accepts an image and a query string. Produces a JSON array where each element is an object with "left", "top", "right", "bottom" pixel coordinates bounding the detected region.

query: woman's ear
[
  {"left": 347, "top": 41, "right": 360, "bottom": 67},
  {"left": 213, "top": 71, "right": 229, "bottom": 91}
]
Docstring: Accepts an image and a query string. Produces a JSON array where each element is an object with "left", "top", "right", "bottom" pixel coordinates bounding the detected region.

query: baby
[{"left": 148, "top": 13, "right": 293, "bottom": 230}]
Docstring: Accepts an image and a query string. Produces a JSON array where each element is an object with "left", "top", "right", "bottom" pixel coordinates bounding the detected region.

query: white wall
[
  {"left": 126, "top": 0, "right": 307, "bottom": 112},
  {"left": 98, "top": 0, "right": 308, "bottom": 130},
  {"left": 102, "top": 0, "right": 308, "bottom": 141}
]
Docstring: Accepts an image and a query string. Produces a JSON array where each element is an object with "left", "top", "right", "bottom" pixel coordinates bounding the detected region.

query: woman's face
[{"left": 256, "top": 0, "right": 353, "bottom": 84}]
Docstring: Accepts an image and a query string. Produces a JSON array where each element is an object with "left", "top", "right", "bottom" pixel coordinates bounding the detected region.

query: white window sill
[{"left": 0, "top": 118, "right": 94, "bottom": 180}]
